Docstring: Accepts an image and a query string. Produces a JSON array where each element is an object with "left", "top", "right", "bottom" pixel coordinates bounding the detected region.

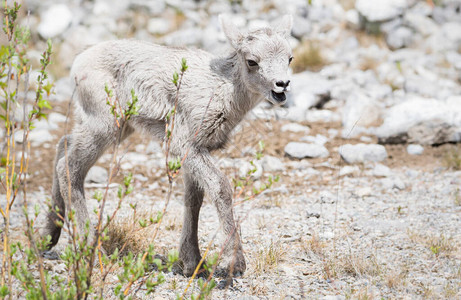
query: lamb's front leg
[
  {"left": 183, "top": 149, "right": 246, "bottom": 276},
  {"left": 179, "top": 172, "right": 204, "bottom": 276}
]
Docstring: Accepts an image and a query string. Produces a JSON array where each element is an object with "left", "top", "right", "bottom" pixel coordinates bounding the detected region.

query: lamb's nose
[{"left": 275, "top": 80, "right": 290, "bottom": 89}]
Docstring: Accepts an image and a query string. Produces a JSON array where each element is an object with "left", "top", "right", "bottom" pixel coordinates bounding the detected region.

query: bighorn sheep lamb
[{"left": 42, "top": 15, "right": 293, "bottom": 277}]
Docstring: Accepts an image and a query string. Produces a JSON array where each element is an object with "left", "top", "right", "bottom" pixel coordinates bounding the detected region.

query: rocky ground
[{"left": 2, "top": 0, "right": 461, "bottom": 298}]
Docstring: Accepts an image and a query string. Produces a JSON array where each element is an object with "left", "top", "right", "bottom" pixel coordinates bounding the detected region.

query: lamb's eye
[
  {"left": 289, "top": 57, "right": 293, "bottom": 64},
  {"left": 247, "top": 60, "right": 258, "bottom": 67}
]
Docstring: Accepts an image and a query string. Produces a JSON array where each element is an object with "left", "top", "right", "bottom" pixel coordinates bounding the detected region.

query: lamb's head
[{"left": 220, "top": 15, "right": 293, "bottom": 105}]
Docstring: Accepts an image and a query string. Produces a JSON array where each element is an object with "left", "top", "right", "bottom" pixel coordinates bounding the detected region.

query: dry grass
[
  {"left": 340, "top": 251, "right": 381, "bottom": 278},
  {"left": 385, "top": 267, "right": 408, "bottom": 289},
  {"left": 259, "top": 195, "right": 282, "bottom": 209},
  {"left": 359, "top": 56, "right": 380, "bottom": 72},
  {"left": 303, "top": 233, "right": 326, "bottom": 256},
  {"left": 291, "top": 40, "right": 327, "bottom": 73},
  {"left": 102, "top": 210, "right": 157, "bottom": 256},
  {"left": 248, "top": 280, "right": 268, "bottom": 296},
  {"left": 253, "top": 240, "right": 286, "bottom": 275},
  {"left": 338, "top": 0, "right": 356, "bottom": 10},
  {"left": 407, "top": 230, "right": 459, "bottom": 258},
  {"left": 443, "top": 282, "right": 460, "bottom": 298},
  {"left": 443, "top": 146, "right": 461, "bottom": 170}
]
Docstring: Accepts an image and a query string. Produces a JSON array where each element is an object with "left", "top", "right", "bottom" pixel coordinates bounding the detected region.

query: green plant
[
  {"left": 0, "top": 1, "right": 53, "bottom": 298},
  {"left": 233, "top": 140, "right": 280, "bottom": 204}
]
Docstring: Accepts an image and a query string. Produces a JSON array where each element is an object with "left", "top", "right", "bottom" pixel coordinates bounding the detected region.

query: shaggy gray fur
[{"left": 42, "top": 15, "right": 293, "bottom": 277}]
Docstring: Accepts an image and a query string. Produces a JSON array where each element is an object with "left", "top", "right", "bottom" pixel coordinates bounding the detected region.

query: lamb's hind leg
[
  {"left": 179, "top": 172, "right": 204, "bottom": 276},
  {"left": 55, "top": 122, "right": 117, "bottom": 242},
  {"left": 42, "top": 135, "right": 72, "bottom": 249}
]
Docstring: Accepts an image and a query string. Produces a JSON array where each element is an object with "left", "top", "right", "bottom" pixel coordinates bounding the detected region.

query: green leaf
[
  {"left": 0, "top": 285, "right": 10, "bottom": 297},
  {"left": 92, "top": 190, "right": 103, "bottom": 202},
  {"left": 181, "top": 57, "right": 188, "bottom": 72},
  {"left": 172, "top": 71, "right": 179, "bottom": 86}
]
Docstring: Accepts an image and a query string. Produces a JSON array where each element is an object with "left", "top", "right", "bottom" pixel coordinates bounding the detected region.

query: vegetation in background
[{"left": 291, "top": 40, "right": 326, "bottom": 73}]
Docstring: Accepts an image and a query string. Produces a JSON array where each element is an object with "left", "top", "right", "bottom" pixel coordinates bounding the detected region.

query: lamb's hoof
[
  {"left": 217, "top": 277, "right": 234, "bottom": 289},
  {"left": 172, "top": 260, "right": 209, "bottom": 278},
  {"left": 213, "top": 267, "right": 243, "bottom": 278},
  {"left": 41, "top": 250, "right": 60, "bottom": 260}
]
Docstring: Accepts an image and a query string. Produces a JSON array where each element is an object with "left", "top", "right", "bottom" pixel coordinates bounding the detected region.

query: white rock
[
  {"left": 407, "top": 144, "right": 424, "bottom": 155},
  {"left": 342, "top": 92, "right": 381, "bottom": 137},
  {"left": 248, "top": 19, "right": 269, "bottom": 32},
  {"left": 285, "top": 142, "right": 329, "bottom": 159},
  {"left": 386, "top": 26, "right": 414, "bottom": 49},
  {"left": 261, "top": 156, "right": 285, "bottom": 172},
  {"left": 380, "top": 17, "right": 403, "bottom": 35},
  {"left": 58, "top": 25, "right": 115, "bottom": 70},
  {"left": 380, "top": 177, "right": 406, "bottom": 190},
  {"left": 14, "top": 130, "right": 24, "bottom": 144},
  {"left": 371, "top": 163, "right": 392, "bottom": 177},
  {"left": 85, "top": 166, "right": 108, "bottom": 184},
  {"left": 287, "top": 71, "right": 332, "bottom": 111},
  {"left": 408, "top": 1, "right": 433, "bottom": 16},
  {"left": 281, "top": 123, "right": 310, "bottom": 133},
  {"left": 37, "top": 4, "right": 73, "bottom": 39},
  {"left": 339, "top": 165, "right": 360, "bottom": 176},
  {"left": 300, "top": 134, "right": 328, "bottom": 145},
  {"left": 404, "top": 75, "right": 442, "bottom": 99},
  {"left": 356, "top": 187, "right": 372, "bottom": 197},
  {"left": 146, "top": 140, "right": 163, "bottom": 155},
  {"left": 29, "top": 129, "right": 54, "bottom": 146},
  {"left": 147, "top": 18, "right": 172, "bottom": 35},
  {"left": 356, "top": 0, "right": 408, "bottom": 22},
  {"left": 339, "top": 143, "right": 387, "bottom": 163},
  {"left": 346, "top": 9, "right": 360, "bottom": 29},
  {"left": 328, "top": 129, "right": 339, "bottom": 138},
  {"left": 51, "top": 77, "right": 74, "bottom": 102},
  {"left": 162, "top": 28, "right": 203, "bottom": 47},
  {"left": 124, "top": 153, "right": 149, "bottom": 165},
  {"left": 292, "top": 15, "right": 311, "bottom": 38},
  {"left": 33, "top": 119, "right": 59, "bottom": 131},
  {"left": 305, "top": 110, "right": 340, "bottom": 123},
  {"left": 375, "top": 97, "right": 461, "bottom": 145},
  {"left": 48, "top": 112, "right": 67, "bottom": 124},
  {"left": 404, "top": 12, "right": 438, "bottom": 37},
  {"left": 442, "top": 22, "right": 461, "bottom": 45},
  {"left": 130, "top": 0, "right": 166, "bottom": 16},
  {"left": 446, "top": 51, "right": 461, "bottom": 70},
  {"left": 360, "top": 136, "right": 373, "bottom": 143}
]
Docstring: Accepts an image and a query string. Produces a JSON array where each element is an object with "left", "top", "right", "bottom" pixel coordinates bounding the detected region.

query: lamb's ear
[
  {"left": 219, "top": 15, "right": 243, "bottom": 49},
  {"left": 274, "top": 15, "right": 293, "bottom": 38}
]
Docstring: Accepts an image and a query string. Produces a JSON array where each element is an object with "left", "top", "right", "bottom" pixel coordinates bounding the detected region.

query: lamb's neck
[{"left": 216, "top": 52, "right": 264, "bottom": 115}]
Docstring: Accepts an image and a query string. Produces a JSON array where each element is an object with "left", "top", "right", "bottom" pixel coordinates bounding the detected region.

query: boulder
[
  {"left": 85, "top": 166, "right": 108, "bottom": 184},
  {"left": 37, "top": 4, "right": 73, "bottom": 39},
  {"left": 281, "top": 123, "right": 310, "bottom": 133},
  {"left": 284, "top": 142, "right": 329, "bottom": 159},
  {"left": 386, "top": 26, "right": 414, "bottom": 49},
  {"left": 375, "top": 96, "right": 461, "bottom": 145},
  {"left": 339, "top": 143, "right": 387, "bottom": 163},
  {"left": 407, "top": 144, "right": 424, "bottom": 155},
  {"left": 356, "top": 0, "right": 408, "bottom": 23},
  {"left": 341, "top": 92, "right": 382, "bottom": 138}
]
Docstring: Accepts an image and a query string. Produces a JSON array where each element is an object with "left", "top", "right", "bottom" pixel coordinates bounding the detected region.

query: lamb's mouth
[{"left": 271, "top": 90, "right": 286, "bottom": 103}]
